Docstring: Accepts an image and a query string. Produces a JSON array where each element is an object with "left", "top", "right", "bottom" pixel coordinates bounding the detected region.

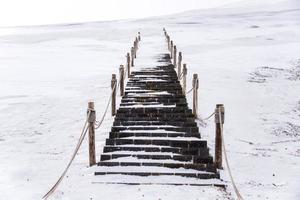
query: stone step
[
  {"left": 117, "top": 107, "right": 192, "bottom": 114},
  {"left": 131, "top": 72, "right": 177, "bottom": 76},
  {"left": 103, "top": 146, "right": 209, "bottom": 156},
  {"left": 114, "top": 116, "right": 195, "bottom": 122},
  {"left": 110, "top": 126, "right": 199, "bottom": 134},
  {"left": 126, "top": 85, "right": 182, "bottom": 90},
  {"left": 123, "top": 94, "right": 186, "bottom": 98},
  {"left": 126, "top": 81, "right": 180, "bottom": 86},
  {"left": 105, "top": 138, "right": 207, "bottom": 148},
  {"left": 120, "top": 102, "right": 188, "bottom": 107},
  {"left": 125, "top": 90, "right": 183, "bottom": 95},
  {"left": 100, "top": 153, "right": 213, "bottom": 163},
  {"left": 97, "top": 161, "right": 216, "bottom": 172},
  {"left": 115, "top": 113, "right": 195, "bottom": 119},
  {"left": 129, "top": 77, "right": 179, "bottom": 81},
  {"left": 95, "top": 171, "right": 219, "bottom": 179},
  {"left": 121, "top": 98, "right": 187, "bottom": 104},
  {"left": 113, "top": 121, "right": 197, "bottom": 127},
  {"left": 109, "top": 131, "right": 200, "bottom": 139}
]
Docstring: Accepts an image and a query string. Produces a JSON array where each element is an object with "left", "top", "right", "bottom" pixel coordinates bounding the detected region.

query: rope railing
[
  {"left": 43, "top": 111, "right": 91, "bottom": 199},
  {"left": 217, "top": 107, "right": 244, "bottom": 200},
  {"left": 43, "top": 32, "right": 141, "bottom": 199}
]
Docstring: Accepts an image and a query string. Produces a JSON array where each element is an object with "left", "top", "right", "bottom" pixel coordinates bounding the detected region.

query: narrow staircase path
[{"left": 94, "top": 35, "right": 220, "bottom": 185}]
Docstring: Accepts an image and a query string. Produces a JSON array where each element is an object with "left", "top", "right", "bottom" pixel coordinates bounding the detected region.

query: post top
[
  {"left": 193, "top": 74, "right": 198, "bottom": 79},
  {"left": 88, "top": 101, "right": 95, "bottom": 109},
  {"left": 216, "top": 104, "right": 224, "bottom": 108},
  {"left": 112, "top": 74, "right": 116, "bottom": 79}
]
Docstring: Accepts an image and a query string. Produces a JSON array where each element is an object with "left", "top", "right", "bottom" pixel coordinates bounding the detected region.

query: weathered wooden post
[
  {"left": 138, "top": 32, "right": 141, "bottom": 41},
  {"left": 119, "top": 65, "right": 125, "bottom": 97},
  {"left": 192, "top": 74, "right": 199, "bottom": 118},
  {"left": 173, "top": 45, "right": 177, "bottom": 67},
  {"left": 167, "top": 36, "right": 170, "bottom": 51},
  {"left": 133, "top": 42, "right": 137, "bottom": 58},
  {"left": 135, "top": 37, "right": 139, "bottom": 51},
  {"left": 131, "top": 47, "right": 135, "bottom": 67},
  {"left": 170, "top": 41, "right": 173, "bottom": 58},
  {"left": 178, "top": 52, "right": 182, "bottom": 78},
  {"left": 88, "top": 102, "right": 96, "bottom": 166},
  {"left": 182, "top": 64, "right": 187, "bottom": 94},
  {"left": 126, "top": 53, "right": 130, "bottom": 78},
  {"left": 215, "top": 104, "right": 225, "bottom": 169},
  {"left": 111, "top": 74, "right": 117, "bottom": 116}
]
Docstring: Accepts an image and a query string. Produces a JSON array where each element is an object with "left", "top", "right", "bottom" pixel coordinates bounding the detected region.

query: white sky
[{"left": 0, "top": 0, "right": 245, "bottom": 27}]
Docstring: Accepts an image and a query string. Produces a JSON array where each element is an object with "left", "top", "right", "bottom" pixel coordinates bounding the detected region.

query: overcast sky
[{"left": 0, "top": 0, "right": 247, "bottom": 27}]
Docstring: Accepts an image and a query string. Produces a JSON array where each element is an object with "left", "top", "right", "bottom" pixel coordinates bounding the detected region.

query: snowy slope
[{"left": 0, "top": 0, "right": 300, "bottom": 199}]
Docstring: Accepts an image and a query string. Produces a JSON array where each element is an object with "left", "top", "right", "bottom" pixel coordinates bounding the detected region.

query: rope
[
  {"left": 186, "top": 87, "right": 194, "bottom": 95},
  {"left": 178, "top": 72, "right": 184, "bottom": 80},
  {"left": 43, "top": 111, "right": 91, "bottom": 199},
  {"left": 218, "top": 109, "right": 244, "bottom": 200},
  {"left": 95, "top": 81, "right": 117, "bottom": 129},
  {"left": 201, "top": 112, "right": 215, "bottom": 121}
]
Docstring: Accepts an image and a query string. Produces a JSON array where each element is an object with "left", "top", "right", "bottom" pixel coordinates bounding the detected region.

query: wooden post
[
  {"left": 135, "top": 37, "right": 138, "bottom": 51},
  {"left": 138, "top": 32, "right": 141, "bottom": 41},
  {"left": 133, "top": 42, "right": 137, "bottom": 58},
  {"left": 173, "top": 45, "right": 177, "bottom": 67},
  {"left": 126, "top": 53, "right": 130, "bottom": 78},
  {"left": 88, "top": 102, "right": 96, "bottom": 166},
  {"left": 170, "top": 41, "right": 173, "bottom": 58},
  {"left": 131, "top": 47, "right": 134, "bottom": 67},
  {"left": 182, "top": 64, "right": 187, "bottom": 94},
  {"left": 215, "top": 104, "right": 225, "bottom": 169},
  {"left": 111, "top": 74, "right": 117, "bottom": 116},
  {"left": 119, "top": 65, "right": 124, "bottom": 97},
  {"left": 167, "top": 36, "right": 170, "bottom": 51},
  {"left": 178, "top": 52, "right": 182, "bottom": 78},
  {"left": 192, "top": 74, "right": 199, "bottom": 118}
]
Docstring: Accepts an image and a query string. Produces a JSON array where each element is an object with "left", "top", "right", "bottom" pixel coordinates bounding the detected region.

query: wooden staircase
[{"left": 95, "top": 54, "right": 219, "bottom": 181}]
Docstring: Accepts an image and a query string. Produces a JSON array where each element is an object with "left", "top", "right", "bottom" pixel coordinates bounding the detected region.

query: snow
[{"left": 0, "top": 0, "right": 300, "bottom": 199}]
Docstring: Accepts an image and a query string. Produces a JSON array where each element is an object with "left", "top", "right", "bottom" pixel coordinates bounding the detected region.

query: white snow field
[{"left": 0, "top": 0, "right": 300, "bottom": 199}]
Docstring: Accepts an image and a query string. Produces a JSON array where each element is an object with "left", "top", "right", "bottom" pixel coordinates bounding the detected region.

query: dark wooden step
[
  {"left": 114, "top": 116, "right": 195, "bottom": 122},
  {"left": 109, "top": 131, "right": 200, "bottom": 139},
  {"left": 94, "top": 171, "right": 219, "bottom": 179},
  {"left": 103, "top": 146, "right": 209, "bottom": 156},
  {"left": 105, "top": 138, "right": 207, "bottom": 148},
  {"left": 97, "top": 162, "right": 216, "bottom": 172},
  {"left": 113, "top": 121, "right": 197, "bottom": 127},
  {"left": 110, "top": 126, "right": 199, "bottom": 134}
]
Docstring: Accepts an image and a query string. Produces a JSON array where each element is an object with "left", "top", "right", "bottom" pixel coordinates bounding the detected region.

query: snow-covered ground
[{"left": 0, "top": 0, "right": 299, "bottom": 199}]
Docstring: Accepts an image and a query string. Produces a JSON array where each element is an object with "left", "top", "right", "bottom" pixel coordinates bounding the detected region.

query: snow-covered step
[
  {"left": 114, "top": 116, "right": 195, "bottom": 122},
  {"left": 103, "top": 145, "right": 209, "bottom": 155},
  {"left": 113, "top": 120, "right": 197, "bottom": 127},
  {"left": 100, "top": 153, "right": 213, "bottom": 163},
  {"left": 109, "top": 131, "right": 200, "bottom": 139},
  {"left": 97, "top": 161, "right": 216, "bottom": 172},
  {"left": 105, "top": 138, "right": 207, "bottom": 148},
  {"left": 91, "top": 174, "right": 224, "bottom": 187},
  {"left": 94, "top": 166, "right": 219, "bottom": 179},
  {"left": 111, "top": 126, "right": 199, "bottom": 134}
]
